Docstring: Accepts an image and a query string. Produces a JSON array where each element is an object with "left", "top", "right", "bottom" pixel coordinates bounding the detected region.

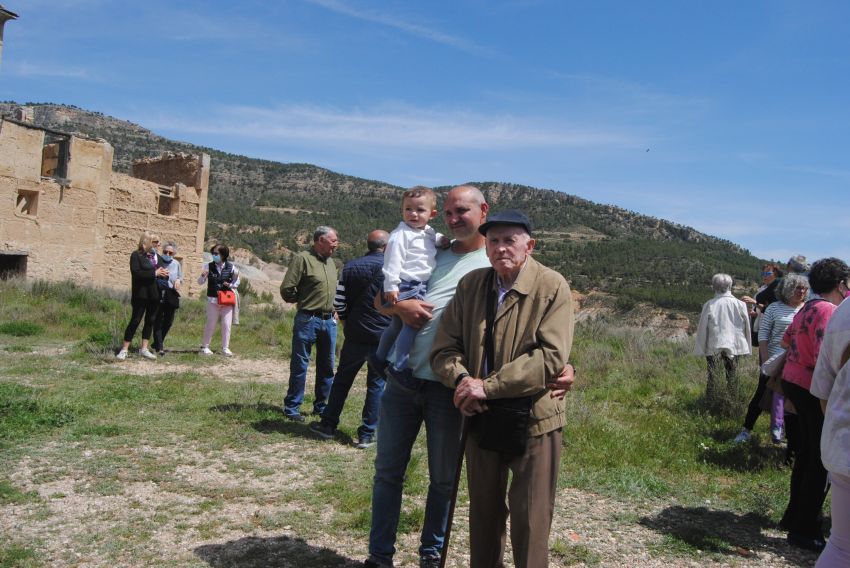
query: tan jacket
[{"left": 430, "top": 256, "right": 574, "bottom": 437}]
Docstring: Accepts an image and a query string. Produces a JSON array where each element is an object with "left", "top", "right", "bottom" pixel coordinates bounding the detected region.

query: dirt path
[{"left": 3, "top": 354, "right": 820, "bottom": 567}]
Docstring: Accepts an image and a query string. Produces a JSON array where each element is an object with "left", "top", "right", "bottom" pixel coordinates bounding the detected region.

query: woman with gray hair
[
  {"left": 152, "top": 241, "right": 183, "bottom": 356},
  {"left": 694, "top": 273, "right": 751, "bottom": 399},
  {"left": 734, "top": 273, "right": 809, "bottom": 443}
]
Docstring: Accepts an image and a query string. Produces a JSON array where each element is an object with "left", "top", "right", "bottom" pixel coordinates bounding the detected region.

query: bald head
[
  {"left": 367, "top": 229, "right": 389, "bottom": 252},
  {"left": 444, "top": 184, "right": 488, "bottom": 250},
  {"left": 449, "top": 184, "right": 486, "bottom": 207}
]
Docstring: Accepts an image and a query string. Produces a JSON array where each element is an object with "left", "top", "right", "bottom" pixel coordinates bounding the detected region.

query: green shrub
[
  {"left": 238, "top": 278, "right": 259, "bottom": 299},
  {"left": 0, "top": 321, "right": 43, "bottom": 337}
]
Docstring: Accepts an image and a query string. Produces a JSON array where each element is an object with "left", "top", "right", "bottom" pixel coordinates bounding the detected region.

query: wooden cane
[{"left": 439, "top": 415, "right": 469, "bottom": 568}]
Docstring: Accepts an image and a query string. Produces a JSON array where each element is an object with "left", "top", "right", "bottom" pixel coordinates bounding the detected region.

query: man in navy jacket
[{"left": 310, "top": 230, "right": 391, "bottom": 448}]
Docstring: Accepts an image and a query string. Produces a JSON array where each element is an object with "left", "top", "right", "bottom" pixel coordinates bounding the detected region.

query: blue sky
[{"left": 2, "top": 1, "right": 847, "bottom": 265}]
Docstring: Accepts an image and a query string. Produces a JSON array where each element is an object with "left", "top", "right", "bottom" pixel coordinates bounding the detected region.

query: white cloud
[
  {"left": 303, "top": 0, "right": 490, "bottom": 54},
  {"left": 143, "top": 103, "right": 636, "bottom": 150},
  {"left": 781, "top": 164, "right": 850, "bottom": 180},
  {"left": 546, "top": 71, "right": 710, "bottom": 114},
  {"left": 6, "top": 61, "right": 91, "bottom": 79}
]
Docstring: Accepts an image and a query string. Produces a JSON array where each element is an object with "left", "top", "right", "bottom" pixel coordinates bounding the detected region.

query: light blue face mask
[
  {"left": 161, "top": 254, "right": 173, "bottom": 262},
  {"left": 212, "top": 254, "right": 222, "bottom": 263}
]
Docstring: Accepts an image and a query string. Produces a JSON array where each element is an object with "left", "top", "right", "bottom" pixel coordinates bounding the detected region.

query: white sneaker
[
  {"left": 139, "top": 348, "right": 157, "bottom": 360},
  {"left": 199, "top": 347, "right": 213, "bottom": 356},
  {"left": 116, "top": 349, "right": 128, "bottom": 361},
  {"left": 222, "top": 348, "right": 233, "bottom": 357},
  {"left": 733, "top": 429, "right": 751, "bottom": 444}
]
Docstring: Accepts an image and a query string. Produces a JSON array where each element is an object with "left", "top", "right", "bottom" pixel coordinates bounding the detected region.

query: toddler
[{"left": 372, "top": 186, "right": 448, "bottom": 376}]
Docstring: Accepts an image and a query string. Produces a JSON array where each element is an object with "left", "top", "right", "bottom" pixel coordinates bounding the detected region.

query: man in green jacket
[
  {"left": 431, "top": 210, "right": 574, "bottom": 568},
  {"left": 280, "top": 226, "right": 339, "bottom": 422}
]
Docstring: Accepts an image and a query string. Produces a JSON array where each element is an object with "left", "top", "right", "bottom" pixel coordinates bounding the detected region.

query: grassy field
[{"left": 0, "top": 279, "right": 821, "bottom": 567}]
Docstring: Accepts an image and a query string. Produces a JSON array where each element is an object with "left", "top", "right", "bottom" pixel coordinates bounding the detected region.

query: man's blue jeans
[
  {"left": 284, "top": 311, "right": 337, "bottom": 417},
  {"left": 368, "top": 374, "right": 463, "bottom": 564},
  {"left": 320, "top": 340, "right": 385, "bottom": 439}
]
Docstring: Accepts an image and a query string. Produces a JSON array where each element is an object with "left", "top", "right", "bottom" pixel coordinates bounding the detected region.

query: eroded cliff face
[{"left": 573, "top": 290, "right": 692, "bottom": 340}]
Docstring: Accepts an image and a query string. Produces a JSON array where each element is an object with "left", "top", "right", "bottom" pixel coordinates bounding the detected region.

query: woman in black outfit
[{"left": 117, "top": 232, "right": 169, "bottom": 360}]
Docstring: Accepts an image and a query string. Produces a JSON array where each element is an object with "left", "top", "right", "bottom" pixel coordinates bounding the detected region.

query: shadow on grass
[
  {"left": 701, "top": 441, "right": 789, "bottom": 472},
  {"left": 194, "top": 535, "right": 360, "bottom": 567},
  {"left": 210, "top": 403, "right": 285, "bottom": 414},
  {"left": 209, "top": 402, "right": 298, "bottom": 435},
  {"left": 639, "top": 505, "right": 818, "bottom": 563},
  {"left": 209, "top": 402, "right": 354, "bottom": 443}
]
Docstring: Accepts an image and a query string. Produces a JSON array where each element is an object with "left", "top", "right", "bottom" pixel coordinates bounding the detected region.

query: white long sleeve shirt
[
  {"left": 693, "top": 291, "right": 752, "bottom": 357},
  {"left": 382, "top": 222, "right": 442, "bottom": 293},
  {"left": 811, "top": 298, "right": 850, "bottom": 476}
]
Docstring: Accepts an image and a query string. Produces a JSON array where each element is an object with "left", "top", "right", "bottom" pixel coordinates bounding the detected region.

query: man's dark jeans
[{"left": 321, "top": 340, "right": 385, "bottom": 438}]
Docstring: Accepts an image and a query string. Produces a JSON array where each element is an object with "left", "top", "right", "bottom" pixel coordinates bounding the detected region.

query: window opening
[
  {"left": 158, "top": 190, "right": 179, "bottom": 216},
  {"left": 16, "top": 189, "right": 39, "bottom": 216},
  {"left": 41, "top": 133, "right": 70, "bottom": 180}
]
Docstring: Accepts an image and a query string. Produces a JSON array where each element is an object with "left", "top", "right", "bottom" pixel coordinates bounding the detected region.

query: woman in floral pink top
[{"left": 779, "top": 258, "right": 850, "bottom": 553}]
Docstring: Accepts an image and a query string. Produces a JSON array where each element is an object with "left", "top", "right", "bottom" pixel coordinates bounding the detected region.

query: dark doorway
[{"left": 0, "top": 254, "right": 27, "bottom": 279}]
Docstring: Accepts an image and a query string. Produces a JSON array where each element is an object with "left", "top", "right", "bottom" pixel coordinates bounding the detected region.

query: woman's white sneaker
[
  {"left": 115, "top": 349, "right": 128, "bottom": 361},
  {"left": 139, "top": 348, "right": 157, "bottom": 360},
  {"left": 199, "top": 347, "right": 214, "bottom": 356},
  {"left": 222, "top": 348, "right": 233, "bottom": 357}
]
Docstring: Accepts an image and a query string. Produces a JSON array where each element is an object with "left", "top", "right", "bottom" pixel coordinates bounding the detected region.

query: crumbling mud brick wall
[{"left": 0, "top": 117, "right": 210, "bottom": 297}]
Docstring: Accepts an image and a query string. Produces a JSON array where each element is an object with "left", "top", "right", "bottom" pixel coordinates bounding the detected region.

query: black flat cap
[{"left": 478, "top": 210, "right": 533, "bottom": 236}]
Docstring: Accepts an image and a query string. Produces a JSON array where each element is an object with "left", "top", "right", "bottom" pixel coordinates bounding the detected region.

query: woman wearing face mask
[
  {"left": 117, "top": 231, "right": 170, "bottom": 360},
  {"left": 152, "top": 241, "right": 183, "bottom": 356},
  {"left": 197, "top": 244, "right": 239, "bottom": 357}
]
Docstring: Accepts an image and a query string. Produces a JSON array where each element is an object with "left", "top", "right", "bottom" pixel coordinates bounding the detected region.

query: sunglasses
[
  {"left": 762, "top": 271, "right": 773, "bottom": 277},
  {"left": 164, "top": 251, "right": 175, "bottom": 255}
]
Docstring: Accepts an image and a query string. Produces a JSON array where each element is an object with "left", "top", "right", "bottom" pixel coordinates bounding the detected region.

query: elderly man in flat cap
[{"left": 430, "top": 210, "right": 574, "bottom": 568}]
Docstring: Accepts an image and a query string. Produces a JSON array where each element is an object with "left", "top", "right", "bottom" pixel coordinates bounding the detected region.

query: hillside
[{"left": 0, "top": 102, "right": 764, "bottom": 313}]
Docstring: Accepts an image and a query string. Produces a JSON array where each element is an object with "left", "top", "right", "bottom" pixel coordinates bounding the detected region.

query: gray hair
[
  {"left": 163, "top": 241, "right": 178, "bottom": 253},
  {"left": 787, "top": 254, "right": 810, "bottom": 274},
  {"left": 313, "top": 226, "right": 336, "bottom": 242},
  {"left": 711, "top": 273, "right": 733, "bottom": 294},
  {"left": 777, "top": 273, "right": 809, "bottom": 304}
]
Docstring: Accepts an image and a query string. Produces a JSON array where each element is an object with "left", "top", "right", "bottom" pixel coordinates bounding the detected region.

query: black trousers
[
  {"left": 152, "top": 302, "right": 177, "bottom": 352},
  {"left": 743, "top": 372, "right": 771, "bottom": 430},
  {"left": 780, "top": 380, "right": 828, "bottom": 538},
  {"left": 123, "top": 298, "right": 159, "bottom": 342}
]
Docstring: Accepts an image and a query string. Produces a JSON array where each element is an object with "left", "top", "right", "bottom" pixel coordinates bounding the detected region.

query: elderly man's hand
[
  {"left": 459, "top": 398, "right": 487, "bottom": 416},
  {"left": 547, "top": 363, "right": 575, "bottom": 399},
  {"left": 454, "top": 377, "right": 487, "bottom": 408}
]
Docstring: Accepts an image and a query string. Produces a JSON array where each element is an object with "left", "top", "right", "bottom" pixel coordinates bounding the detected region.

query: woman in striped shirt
[{"left": 735, "top": 273, "right": 808, "bottom": 444}]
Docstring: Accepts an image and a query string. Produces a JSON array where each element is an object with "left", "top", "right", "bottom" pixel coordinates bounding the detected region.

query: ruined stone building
[
  {"left": 0, "top": 4, "right": 17, "bottom": 68},
  {"left": 0, "top": 112, "right": 211, "bottom": 297}
]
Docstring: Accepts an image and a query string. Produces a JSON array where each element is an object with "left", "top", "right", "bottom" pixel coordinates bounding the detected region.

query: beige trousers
[{"left": 465, "top": 428, "right": 562, "bottom": 568}]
